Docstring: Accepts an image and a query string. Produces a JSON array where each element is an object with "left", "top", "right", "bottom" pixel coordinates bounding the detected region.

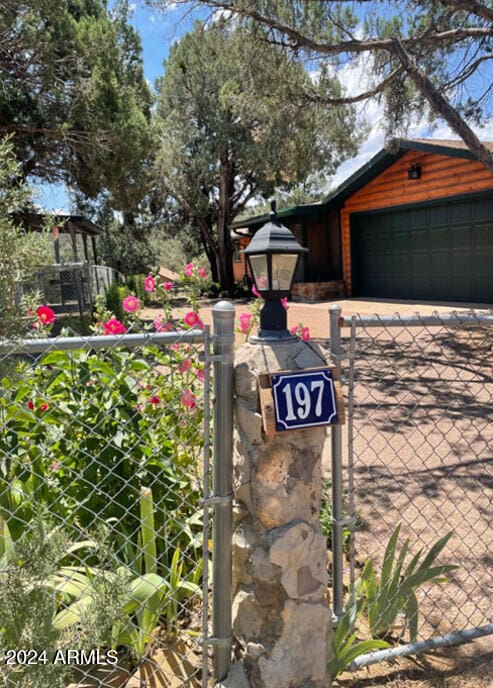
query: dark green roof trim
[
  {"left": 397, "top": 139, "right": 478, "bottom": 160},
  {"left": 231, "top": 202, "right": 323, "bottom": 232}
]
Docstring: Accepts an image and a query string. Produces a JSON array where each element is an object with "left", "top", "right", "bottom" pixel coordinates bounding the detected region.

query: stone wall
[{"left": 291, "top": 280, "right": 345, "bottom": 303}]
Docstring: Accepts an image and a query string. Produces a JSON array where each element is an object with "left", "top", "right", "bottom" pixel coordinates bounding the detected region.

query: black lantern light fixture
[
  {"left": 241, "top": 199, "right": 308, "bottom": 340},
  {"left": 407, "top": 162, "right": 422, "bottom": 180}
]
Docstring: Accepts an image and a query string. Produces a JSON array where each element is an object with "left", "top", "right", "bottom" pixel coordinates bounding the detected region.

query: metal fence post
[
  {"left": 329, "top": 304, "right": 344, "bottom": 621},
  {"left": 211, "top": 300, "right": 235, "bottom": 682}
]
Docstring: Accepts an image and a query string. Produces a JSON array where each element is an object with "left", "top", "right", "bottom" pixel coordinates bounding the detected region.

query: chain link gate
[
  {"left": 329, "top": 306, "right": 493, "bottom": 669},
  {"left": 0, "top": 301, "right": 235, "bottom": 688}
]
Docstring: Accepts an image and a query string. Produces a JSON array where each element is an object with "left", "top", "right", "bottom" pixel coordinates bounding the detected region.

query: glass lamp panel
[
  {"left": 249, "top": 254, "right": 269, "bottom": 291},
  {"left": 271, "top": 253, "right": 298, "bottom": 290}
]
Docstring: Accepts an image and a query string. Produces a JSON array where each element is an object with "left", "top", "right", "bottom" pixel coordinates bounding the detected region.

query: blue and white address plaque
[{"left": 270, "top": 367, "right": 341, "bottom": 432}]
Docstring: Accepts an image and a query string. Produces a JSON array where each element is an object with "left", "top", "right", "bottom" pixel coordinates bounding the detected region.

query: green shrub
[
  {"left": 104, "top": 282, "right": 129, "bottom": 321},
  {"left": 358, "top": 525, "right": 456, "bottom": 641},
  {"left": 0, "top": 344, "right": 205, "bottom": 571},
  {"left": 126, "top": 274, "right": 147, "bottom": 303}
]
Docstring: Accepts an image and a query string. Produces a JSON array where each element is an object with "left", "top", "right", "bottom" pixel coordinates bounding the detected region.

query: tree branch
[{"left": 392, "top": 39, "right": 493, "bottom": 173}]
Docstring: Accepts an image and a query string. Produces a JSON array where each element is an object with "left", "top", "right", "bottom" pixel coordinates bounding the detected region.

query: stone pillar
[{"left": 232, "top": 340, "right": 332, "bottom": 688}]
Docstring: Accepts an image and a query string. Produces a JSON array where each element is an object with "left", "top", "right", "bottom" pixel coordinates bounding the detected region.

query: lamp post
[{"left": 241, "top": 199, "right": 308, "bottom": 341}]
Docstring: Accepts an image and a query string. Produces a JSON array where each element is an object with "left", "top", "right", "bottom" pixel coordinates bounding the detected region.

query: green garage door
[{"left": 351, "top": 195, "right": 493, "bottom": 302}]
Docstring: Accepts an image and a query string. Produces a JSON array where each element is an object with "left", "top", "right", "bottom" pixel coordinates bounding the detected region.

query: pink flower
[
  {"left": 281, "top": 297, "right": 289, "bottom": 311},
  {"left": 300, "top": 327, "right": 310, "bottom": 341},
  {"left": 135, "top": 403, "right": 143, "bottom": 412},
  {"left": 49, "top": 460, "right": 61, "bottom": 472},
  {"left": 145, "top": 275, "right": 156, "bottom": 292},
  {"left": 196, "top": 368, "right": 205, "bottom": 383},
  {"left": 27, "top": 400, "right": 35, "bottom": 410},
  {"left": 122, "top": 295, "right": 140, "bottom": 313},
  {"left": 37, "top": 305, "right": 55, "bottom": 325},
  {"left": 239, "top": 312, "right": 253, "bottom": 334},
  {"left": 181, "top": 389, "right": 197, "bottom": 409},
  {"left": 103, "top": 319, "right": 127, "bottom": 335},
  {"left": 40, "top": 402, "right": 49, "bottom": 412},
  {"left": 163, "top": 282, "right": 173, "bottom": 291},
  {"left": 252, "top": 285, "right": 261, "bottom": 299},
  {"left": 149, "top": 396, "right": 161, "bottom": 404},
  {"left": 198, "top": 267, "right": 207, "bottom": 278},
  {"left": 183, "top": 311, "right": 204, "bottom": 329},
  {"left": 153, "top": 315, "right": 173, "bottom": 332},
  {"left": 178, "top": 359, "right": 191, "bottom": 373},
  {"left": 184, "top": 262, "right": 194, "bottom": 277},
  {"left": 290, "top": 326, "right": 298, "bottom": 336}
]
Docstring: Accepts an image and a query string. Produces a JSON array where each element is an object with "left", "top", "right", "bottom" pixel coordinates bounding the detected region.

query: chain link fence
[
  {"left": 16, "top": 264, "right": 122, "bottom": 319},
  {"left": 332, "top": 309, "right": 493, "bottom": 666},
  {"left": 0, "top": 326, "right": 218, "bottom": 688}
]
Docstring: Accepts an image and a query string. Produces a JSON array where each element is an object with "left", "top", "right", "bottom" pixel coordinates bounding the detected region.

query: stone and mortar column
[{"left": 231, "top": 339, "right": 332, "bottom": 688}]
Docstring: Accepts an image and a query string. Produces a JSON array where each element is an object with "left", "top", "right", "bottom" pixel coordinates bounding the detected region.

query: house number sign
[{"left": 270, "top": 368, "right": 341, "bottom": 432}]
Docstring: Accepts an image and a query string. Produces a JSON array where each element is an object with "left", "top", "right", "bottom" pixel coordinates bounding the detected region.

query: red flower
[
  {"left": 122, "top": 295, "right": 140, "bottom": 313},
  {"left": 178, "top": 359, "right": 191, "bottom": 373},
  {"left": 145, "top": 275, "right": 156, "bottom": 292},
  {"left": 163, "top": 282, "right": 173, "bottom": 291},
  {"left": 239, "top": 312, "right": 253, "bottom": 333},
  {"left": 184, "top": 262, "right": 194, "bottom": 277},
  {"left": 37, "top": 306, "right": 55, "bottom": 325},
  {"left": 40, "top": 402, "right": 49, "bottom": 412},
  {"left": 149, "top": 396, "right": 161, "bottom": 404},
  {"left": 300, "top": 327, "right": 310, "bottom": 341},
  {"left": 103, "top": 319, "right": 127, "bottom": 335},
  {"left": 27, "top": 400, "right": 35, "bottom": 410},
  {"left": 183, "top": 311, "right": 204, "bottom": 329},
  {"left": 181, "top": 389, "right": 197, "bottom": 409}
]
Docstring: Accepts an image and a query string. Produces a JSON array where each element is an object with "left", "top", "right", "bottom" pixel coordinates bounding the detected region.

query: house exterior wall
[
  {"left": 341, "top": 150, "right": 493, "bottom": 295},
  {"left": 233, "top": 236, "right": 251, "bottom": 283}
]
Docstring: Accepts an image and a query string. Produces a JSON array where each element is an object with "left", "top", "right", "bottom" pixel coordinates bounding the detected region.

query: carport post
[{"left": 329, "top": 304, "right": 344, "bottom": 621}]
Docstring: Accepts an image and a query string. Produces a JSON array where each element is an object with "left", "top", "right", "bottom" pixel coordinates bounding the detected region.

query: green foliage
[
  {"left": 0, "top": 0, "right": 152, "bottom": 208},
  {"left": 0, "top": 139, "right": 52, "bottom": 338},
  {"left": 357, "top": 525, "right": 457, "bottom": 641},
  {"left": 0, "top": 518, "right": 123, "bottom": 688},
  {"left": 0, "top": 345, "right": 204, "bottom": 568},
  {"left": 104, "top": 282, "right": 130, "bottom": 321},
  {"left": 329, "top": 526, "right": 457, "bottom": 677},
  {"left": 329, "top": 597, "right": 390, "bottom": 679},
  {"left": 54, "top": 489, "right": 201, "bottom": 659}
]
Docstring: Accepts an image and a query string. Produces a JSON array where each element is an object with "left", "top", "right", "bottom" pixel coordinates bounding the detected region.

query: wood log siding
[{"left": 341, "top": 150, "right": 493, "bottom": 296}]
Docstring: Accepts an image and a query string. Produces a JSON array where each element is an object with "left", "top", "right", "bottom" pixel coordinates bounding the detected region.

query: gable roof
[
  {"left": 231, "top": 138, "right": 493, "bottom": 231},
  {"left": 322, "top": 138, "right": 493, "bottom": 206}
]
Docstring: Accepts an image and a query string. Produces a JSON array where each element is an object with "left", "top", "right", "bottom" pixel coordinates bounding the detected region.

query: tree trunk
[
  {"left": 393, "top": 41, "right": 493, "bottom": 174},
  {"left": 216, "top": 155, "right": 236, "bottom": 295}
]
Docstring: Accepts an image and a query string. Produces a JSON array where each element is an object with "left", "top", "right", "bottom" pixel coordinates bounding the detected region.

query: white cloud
[{"left": 326, "top": 52, "right": 493, "bottom": 193}]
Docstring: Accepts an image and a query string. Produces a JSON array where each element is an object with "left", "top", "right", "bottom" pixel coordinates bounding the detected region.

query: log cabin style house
[{"left": 231, "top": 139, "right": 493, "bottom": 304}]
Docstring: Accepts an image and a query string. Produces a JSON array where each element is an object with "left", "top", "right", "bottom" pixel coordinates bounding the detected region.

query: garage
[{"left": 351, "top": 194, "right": 493, "bottom": 302}]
